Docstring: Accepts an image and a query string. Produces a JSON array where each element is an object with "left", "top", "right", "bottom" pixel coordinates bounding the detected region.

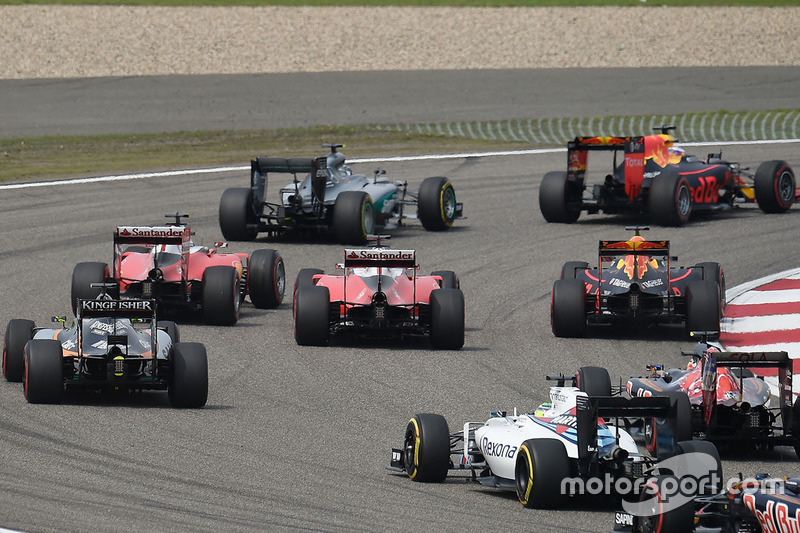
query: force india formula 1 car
[
  {"left": 551, "top": 227, "right": 724, "bottom": 338},
  {"left": 540, "top": 126, "right": 798, "bottom": 226},
  {"left": 218, "top": 143, "right": 464, "bottom": 244},
  {"left": 627, "top": 334, "right": 800, "bottom": 458},
  {"left": 292, "top": 237, "right": 464, "bottom": 349},
  {"left": 71, "top": 213, "right": 285, "bottom": 326},
  {"left": 389, "top": 366, "right": 721, "bottom": 510},
  {"left": 2, "top": 290, "right": 208, "bottom": 407}
]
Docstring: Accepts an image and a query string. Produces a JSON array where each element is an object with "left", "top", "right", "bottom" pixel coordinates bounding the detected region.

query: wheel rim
[
  {"left": 778, "top": 170, "right": 795, "bottom": 203},
  {"left": 677, "top": 184, "right": 691, "bottom": 217},
  {"left": 516, "top": 448, "right": 533, "bottom": 504},
  {"left": 234, "top": 275, "right": 242, "bottom": 313},
  {"left": 275, "top": 260, "right": 286, "bottom": 299},
  {"left": 363, "top": 201, "right": 375, "bottom": 234},
  {"left": 403, "top": 426, "right": 418, "bottom": 477},
  {"left": 442, "top": 187, "right": 456, "bottom": 220}
]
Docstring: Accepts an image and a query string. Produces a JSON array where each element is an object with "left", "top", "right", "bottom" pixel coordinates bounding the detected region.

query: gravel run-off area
[{"left": 1, "top": 6, "right": 799, "bottom": 79}]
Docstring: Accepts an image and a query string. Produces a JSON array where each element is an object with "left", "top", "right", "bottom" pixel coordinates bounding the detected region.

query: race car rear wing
[
  {"left": 598, "top": 240, "right": 670, "bottom": 257},
  {"left": 344, "top": 248, "right": 417, "bottom": 269},
  {"left": 251, "top": 156, "right": 327, "bottom": 205},
  {"left": 77, "top": 298, "right": 156, "bottom": 319},
  {"left": 114, "top": 225, "right": 190, "bottom": 246}
]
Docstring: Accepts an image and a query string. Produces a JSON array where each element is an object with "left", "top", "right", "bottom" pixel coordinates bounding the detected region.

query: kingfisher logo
[
  {"left": 117, "top": 226, "right": 185, "bottom": 239},
  {"left": 81, "top": 300, "right": 153, "bottom": 312}
]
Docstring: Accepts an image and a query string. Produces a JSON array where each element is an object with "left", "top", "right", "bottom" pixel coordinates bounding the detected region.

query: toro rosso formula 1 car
[
  {"left": 293, "top": 237, "right": 464, "bottom": 349},
  {"left": 540, "top": 126, "right": 798, "bottom": 226},
  {"left": 2, "top": 289, "right": 207, "bottom": 407},
  {"left": 627, "top": 333, "right": 800, "bottom": 458},
  {"left": 71, "top": 213, "right": 285, "bottom": 326},
  {"left": 552, "top": 227, "right": 724, "bottom": 338},
  {"left": 218, "top": 143, "right": 463, "bottom": 244},
  {"left": 389, "top": 366, "right": 720, "bottom": 509}
]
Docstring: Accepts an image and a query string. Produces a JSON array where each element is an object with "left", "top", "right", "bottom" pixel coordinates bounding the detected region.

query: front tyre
[
  {"left": 576, "top": 366, "right": 611, "bottom": 397},
  {"left": 248, "top": 249, "right": 285, "bottom": 309},
  {"left": 3, "top": 319, "right": 35, "bottom": 382},
  {"left": 168, "top": 342, "right": 208, "bottom": 408},
  {"left": 515, "top": 439, "right": 569, "bottom": 508},
  {"left": 649, "top": 171, "right": 692, "bottom": 226},
  {"left": 429, "top": 289, "right": 465, "bottom": 350},
  {"left": 333, "top": 191, "right": 374, "bottom": 245},
  {"left": 755, "top": 160, "right": 795, "bottom": 213},
  {"left": 23, "top": 339, "right": 63, "bottom": 404},
  {"left": 71, "top": 262, "right": 110, "bottom": 315},
  {"left": 219, "top": 187, "right": 259, "bottom": 241},
  {"left": 403, "top": 413, "right": 450, "bottom": 483},
  {"left": 202, "top": 266, "right": 241, "bottom": 326},
  {"left": 417, "top": 177, "right": 457, "bottom": 231},
  {"left": 539, "top": 171, "right": 580, "bottom": 223}
]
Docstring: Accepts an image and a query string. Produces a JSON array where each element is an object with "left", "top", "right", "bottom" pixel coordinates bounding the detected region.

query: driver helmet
[{"left": 668, "top": 145, "right": 685, "bottom": 164}]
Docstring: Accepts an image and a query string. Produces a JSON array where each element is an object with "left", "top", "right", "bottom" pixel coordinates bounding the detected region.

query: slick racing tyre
[
  {"left": 202, "top": 266, "right": 241, "bottom": 326},
  {"left": 71, "top": 262, "right": 111, "bottom": 315},
  {"left": 515, "top": 439, "right": 569, "bottom": 508},
  {"left": 576, "top": 366, "right": 611, "bottom": 397},
  {"left": 685, "top": 281, "right": 720, "bottom": 338},
  {"left": 248, "top": 249, "right": 285, "bottom": 309},
  {"left": 560, "top": 261, "right": 588, "bottom": 280},
  {"left": 160, "top": 320, "right": 180, "bottom": 343},
  {"left": 539, "top": 171, "right": 580, "bottom": 223},
  {"left": 403, "top": 413, "right": 450, "bottom": 483},
  {"left": 648, "top": 391, "right": 693, "bottom": 460},
  {"left": 219, "top": 187, "right": 259, "bottom": 241},
  {"left": 293, "top": 286, "right": 330, "bottom": 346},
  {"left": 3, "top": 319, "right": 35, "bottom": 382},
  {"left": 551, "top": 279, "right": 587, "bottom": 338},
  {"left": 333, "top": 191, "right": 374, "bottom": 245},
  {"left": 168, "top": 342, "right": 208, "bottom": 408},
  {"left": 675, "top": 440, "right": 722, "bottom": 494},
  {"left": 792, "top": 397, "right": 800, "bottom": 459},
  {"left": 430, "top": 270, "right": 460, "bottom": 289},
  {"left": 649, "top": 171, "right": 692, "bottom": 226},
  {"left": 634, "top": 475, "right": 695, "bottom": 533},
  {"left": 294, "top": 268, "right": 324, "bottom": 298},
  {"left": 429, "top": 288, "right": 465, "bottom": 350},
  {"left": 696, "top": 262, "right": 726, "bottom": 311},
  {"left": 417, "top": 177, "right": 457, "bottom": 231},
  {"left": 754, "top": 160, "right": 795, "bottom": 213},
  {"left": 23, "top": 339, "right": 63, "bottom": 404}
]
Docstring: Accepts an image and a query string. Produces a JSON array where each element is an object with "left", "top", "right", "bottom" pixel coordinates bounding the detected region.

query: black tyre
[
  {"left": 539, "top": 171, "right": 580, "bottom": 223},
  {"left": 219, "top": 187, "right": 259, "bottom": 241},
  {"left": 792, "top": 397, "right": 800, "bottom": 459},
  {"left": 403, "top": 413, "right": 450, "bottom": 483},
  {"left": 649, "top": 171, "right": 692, "bottom": 226},
  {"left": 248, "top": 249, "right": 285, "bottom": 309},
  {"left": 429, "top": 288, "right": 465, "bottom": 350},
  {"left": 685, "top": 280, "right": 720, "bottom": 337},
  {"left": 417, "top": 177, "right": 457, "bottom": 231},
  {"left": 560, "top": 261, "right": 588, "bottom": 280},
  {"left": 754, "top": 160, "right": 795, "bottom": 213},
  {"left": 202, "top": 266, "right": 241, "bottom": 326},
  {"left": 294, "top": 286, "right": 330, "bottom": 346},
  {"left": 294, "top": 268, "right": 324, "bottom": 297},
  {"left": 576, "top": 366, "right": 612, "bottom": 397},
  {"left": 650, "top": 391, "right": 693, "bottom": 460},
  {"left": 696, "top": 261, "right": 726, "bottom": 311},
  {"left": 160, "top": 320, "right": 180, "bottom": 344},
  {"left": 3, "top": 319, "right": 35, "bottom": 382},
  {"left": 168, "top": 342, "right": 208, "bottom": 408},
  {"left": 71, "top": 262, "right": 110, "bottom": 315},
  {"left": 676, "top": 440, "right": 722, "bottom": 494},
  {"left": 23, "top": 339, "right": 63, "bottom": 404},
  {"left": 515, "top": 439, "right": 569, "bottom": 508},
  {"left": 430, "top": 270, "right": 459, "bottom": 289},
  {"left": 551, "top": 279, "right": 586, "bottom": 338},
  {"left": 333, "top": 191, "right": 374, "bottom": 245},
  {"left": 635, "top": 475, "right": 695, "bottom": 533}
]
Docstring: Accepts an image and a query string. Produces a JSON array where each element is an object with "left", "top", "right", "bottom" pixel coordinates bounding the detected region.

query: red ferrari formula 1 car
[
  {"left": 292, "top": 237, "right": 464, "bottom": 349},
  {"left": 627, "top": 333, "right": 800, "bottom": 458},
  {"left": 551, "top": 227, "right": 724, "bottom": 338},
  {"left": 540, "top": 126, "right": 798, "bottom": 226},
  {"left": 71, "top": 214, "right": 285, "bottom": 326}
]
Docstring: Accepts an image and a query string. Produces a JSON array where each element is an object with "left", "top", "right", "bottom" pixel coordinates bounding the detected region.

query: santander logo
[
  {"left": 117, "top": 226, "right": 185, "bottom": 238},
  {"left": 345, "top": 249, "right": 414, "bottom": 261}
]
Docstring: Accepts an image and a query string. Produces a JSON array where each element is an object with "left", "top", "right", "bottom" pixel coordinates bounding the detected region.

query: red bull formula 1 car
[
  {"left": 3, "top": 288, "right": 207, "bottom": 407},
  {"left": 292, "top": 236, "right": 464, "bottom": 349},
  {"left": 71, "top": 213, "right": 285, "bottom": 326},
  {"left": 551, "top": 227, "right": 724, "bottom": 338},
  {"left": 540, "top": 126, "right": 798, "bottom": 226},
  {"left": 627, "top": 333, "right": 800, "bottom": 458}
]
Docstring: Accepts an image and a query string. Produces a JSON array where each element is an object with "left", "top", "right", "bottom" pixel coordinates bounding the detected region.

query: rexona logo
[
  {"left": 345, "top": 249, "right": 415, "bottom": 261},
  {"left": 81, "top": 300, "right": 153, "bottom": 312},
  {"left": 117, "top": 226, "right": 185, "bottom": 238}
]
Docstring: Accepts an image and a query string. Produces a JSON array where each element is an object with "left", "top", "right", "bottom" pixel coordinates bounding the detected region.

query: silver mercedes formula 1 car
[{"left": 219, "top": 143, "right": 464, "bottom": 244}]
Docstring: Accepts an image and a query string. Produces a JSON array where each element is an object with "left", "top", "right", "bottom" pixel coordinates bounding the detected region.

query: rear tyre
[
  {"left": 3, "top": 319, "right": 35, "bottom": 382},
  {"left": 160, "top": 320, "right": 180, "bottom": 344},
  {"left": 755, "top": 160, "right": 795, "bottom": 213},
  {"left": 168, "top": 342, "right": 208, "bottom": 408},
  {"left": 333, "top": 191, "right": 374, "bottom": 244},
  {"left": 650, "top": 391, "right": 693, "bottom": 459},
  {"left": 417, "top": 177, "right": 457, "bottom": 231},
  {"left": 294, "top": 286, "right": 330, "bottom": 346},
  {"left": 515, "top": 439, "right": 569, "bottom": 508},
  {"left": 551, "top": 279, "right": 586, "bottom": 338},
  {"left": 696, "top": 261, "right": 726, "bottom": 311},
  {"left": 635, "top": 475, "right": 695, "bottom": 533},
  {"left": 576, "top": 366, "right": 611, "bottom": 397},
  {"left": 685, "top": 280, "right": 720, "bottom": 338},
  {"left": 71, "top": 262, "right": 110, "bottom": 315},
  {"left": 539, "top": 171, "right": 580, "bottom": 223},
  {"left": 219, "top": 187, "right": 259, "bottom": 241},
  {"left": 429, "top": 289, "right": 465, "bottom": 350},
  {"left": 23, "top": 339, "right": 63, "bottom": 404},
  {"left": 403, "top": 413, "right": 450, "bottom": 483},
  {"left": 202, "top": 266, "right": 240, "bottom": 326},
  {"left": 294, "top": 268, "right": 324, "bottom": 296},
  {"left": 560, "top": 261, "right": 588, "bottom": 280},
  {"left": 248, "top": 249, "right": 285, "bottom": 309},
  {"left": 430, "top": 270, "right": 459, "bottom": 289},
  {"left": 676, "top": 440, "right": 722, "bottom": 494},
  {"left": 792, "top": 397, "right": 800, "bottom": 459},
  {"left": 649, "top": 171, "right": 692, "bottom": 226}
]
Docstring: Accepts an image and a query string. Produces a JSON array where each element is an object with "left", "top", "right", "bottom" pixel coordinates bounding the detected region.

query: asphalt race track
[{"left": 2, "top": 70, "right": 800, "bottom": 532}]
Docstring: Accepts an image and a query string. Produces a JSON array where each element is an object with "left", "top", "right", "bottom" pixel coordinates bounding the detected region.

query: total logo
[
  {"left": 117, "top": 226, "right": 185, "bottom": 239},
  {"left": 346, "top": 249, "right": 415, "bottom": 261}
]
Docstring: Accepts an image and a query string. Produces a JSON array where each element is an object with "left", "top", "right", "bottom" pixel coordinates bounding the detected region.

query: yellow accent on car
[{"left": 408, "top": 418, "right": 421, "bottom": 479}]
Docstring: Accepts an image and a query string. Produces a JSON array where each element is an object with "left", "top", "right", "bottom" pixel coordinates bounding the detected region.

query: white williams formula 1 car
[{"left": 389, "top": 367, "right": 717, "bottom": 509}]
